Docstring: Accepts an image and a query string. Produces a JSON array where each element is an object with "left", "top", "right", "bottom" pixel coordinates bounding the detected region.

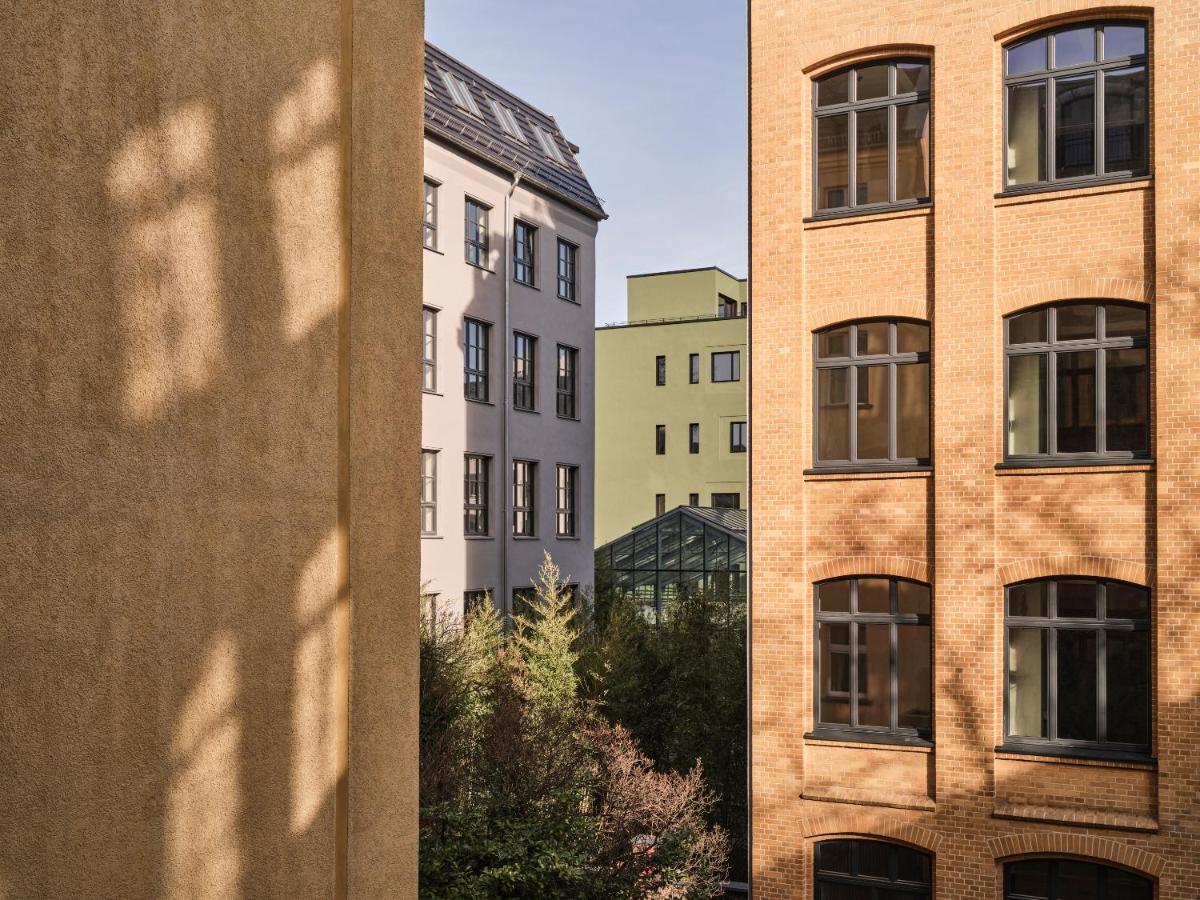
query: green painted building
[{"left": 594, "top": 267, "right": 748, "bottom": 547}]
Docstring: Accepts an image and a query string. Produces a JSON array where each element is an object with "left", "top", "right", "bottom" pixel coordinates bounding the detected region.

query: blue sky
[{"left": 426, "top": 0, "right": 747, "bottom": 325}]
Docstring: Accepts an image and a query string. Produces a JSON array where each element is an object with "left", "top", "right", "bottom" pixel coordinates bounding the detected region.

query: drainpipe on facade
[{"left": 501, "top": 171, "right": 522, "bottom": 623}]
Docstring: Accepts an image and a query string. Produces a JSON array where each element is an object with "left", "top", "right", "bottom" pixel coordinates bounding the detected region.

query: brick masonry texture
[{"left": 750, "top": 1, "right": 1200, "bottom": 897}]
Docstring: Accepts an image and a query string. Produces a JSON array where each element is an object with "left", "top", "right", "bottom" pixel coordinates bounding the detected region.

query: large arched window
[
  {"left": 814, "top": 577, "right": 932, "bottom": 742},
  {"left": 815, "top": 840, "right": 932, "bottom": 898},
  {"left": 1005, "top": 858, "right": 1153, "bottom": 900},
  {"left": 1004, "top": 20, "right": 1148, "bottom": 190},
  {"left": 1004, "top": 302, "right": 1149, "bottom": 463},
  {"left": 813, "top": 58, "right": 931, "bottom": 215},
  {"left": 1004, "top": 578, "right": 1150, "bottom": 756},
  {"left": 814, "top": 320, "right": 930, "bottom": 470}
]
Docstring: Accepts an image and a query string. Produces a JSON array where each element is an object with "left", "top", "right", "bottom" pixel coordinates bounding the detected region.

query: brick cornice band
[
  {"left": 809, "top": 297, "right": 929, "bottom": 332},
  {"left": 997, "top": 555, "right": 1151, "bottom": 588},
  {"left": 808, "top": 555, "right": 931, "bottom": 585},
  {"left": 803, "top": 811, "right": 943, "bottom": 852},
  {"left": 987, "top": 831, "right": 1165, "bottom": 877},
  {"left": 1000, "top": 277, "right": 1153, "bottom": 317},
  {"left": 798, "top": 30, "right": 935, "bottom": 75},
  {"left": 988, "top": 3, "right": 1153, "bottom": 40}
]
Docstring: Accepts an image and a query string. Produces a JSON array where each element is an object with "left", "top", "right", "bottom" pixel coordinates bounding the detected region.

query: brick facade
[{"left": 750, "top": 2, "right": 1200, "bottom": 896}]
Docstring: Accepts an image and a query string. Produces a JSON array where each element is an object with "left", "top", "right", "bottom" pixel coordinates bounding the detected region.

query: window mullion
[
  {"left": 1048, "top": 625, "right": 1058, "bottom": 741},
  {"left": 1096, "top": 345, "right": 1107, "bottom": 454},
  {"left": 850, "top": 582, "right": 860, "bottom": 727},
  {"left": 890, "top": 618, "right": 900, "bottom": 733},
  {"left": 848, "top": 109, "right": 858, "bottom": 209},
  {"left": 849, "top": 341, "right": 859, "bottom": 462},
  {"left": 1047, "top": 75, "right": 1057, "bottom": 182},
  {"left": 1096, "top": 68, "right": 1106, "bottom": 175},
  {"left": 888, "top": 100, "right": 897, "bottom": 205},
  {"left": 888, "top": 362, "right": 897, "bottom": 462},
  {"left": 1098, "top": 615, "right": 1108, "bottom": 744}
]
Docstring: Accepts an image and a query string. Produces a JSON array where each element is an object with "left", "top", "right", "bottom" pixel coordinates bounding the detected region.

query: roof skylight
[
  {"left": 534, "top": 124, "right": 567, "bottom": 165},
  {"left": 440, "top": 70, "right": 482, "bottom": 118},
  {"left": 490, "top": 100, "right": 527, "bottom": 143}
]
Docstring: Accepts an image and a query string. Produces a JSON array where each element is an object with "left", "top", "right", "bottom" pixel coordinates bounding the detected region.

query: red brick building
[{"left": 750, "top": 2, "right": 1200, "bottom": 897}]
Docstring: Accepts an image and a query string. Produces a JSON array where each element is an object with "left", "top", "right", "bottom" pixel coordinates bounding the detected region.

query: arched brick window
[
  {"left": 1005, "top": 858, "right": 1152, "bottom": 899},
  {"left": 815, "top": 839, "right": 932, "bottom": 897}
]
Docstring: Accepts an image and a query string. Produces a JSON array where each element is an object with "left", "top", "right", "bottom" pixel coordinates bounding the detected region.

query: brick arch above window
[
  {"left": 988, "top": 3, "right": 1152, "bottom": 42},
  {"left": 808, "top": 298, "right": 930, "bottom": 333},
  {"left": 803, "top": 811, "right": 943, "bottom": 853},
  {"left": 1000, "top": 279, "right": 1152, "bottom": 317},
  {"left": 988, "top": 831, "right": 1164, "bottom": 878},
  {"left": 997, "top": 554, "right": 1151, "bottom": 588},
  {"left": 799, "top": 33, "right": 934, "bottom": 76},
  {"left": 808, "top": 555, "right": 930, "bottom": 585}
]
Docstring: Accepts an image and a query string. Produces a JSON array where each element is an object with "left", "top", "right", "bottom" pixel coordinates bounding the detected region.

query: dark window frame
[
  {"left": 655, "top": 493, "right": 666, "bottom": 517},
  {"left": 711, "top": 350, "right": 741, "bottom": 383},
  {"left": 688, "top": 492, "right": 700, "bottom": 506},
  {"left": 711, "top": 492, "right": 740, "bottom": 509},
  {"left": 511, "top": 458, "right": 536, "bottom": 537},
  {"left": 655, "top": 424, "right": 665, "bottom": 455},
  {"left": 689, "top": 353, "right": 700, "bottom": 384},
  {"left": 813, "top": 576, "right": 934, "bottom": 743},
  {"left": 556, "top": 344, "right": 578, "bottom": 419},
  {"left": 556, "top": 464, "right": 578, "bottom": 537},
  {"left": 1002, "top": 21, "right": 1150, "bottom": 193},
  {"left": 463, "top": 453, "right": 491, "bottom": 536},
  {"left": 464, "top": 197, "right": 490, "bottom": 268},
  {"left": 813, "top": 319, "right": 931, "bottom": 469},
  {"left": 1003, "top": 301, "right": 1149, "bottom": 463},
  {"left": 557, "top": 238, "right": 578, "bottom": 302},
  {"left": 688, "top": 422, "right": 700, "bottom": 454},
  {"left": 656, "top": 354, "right": 666, "bottom": 386},
  {"left": 423, "top": 178, "right": 438, "bottom": 250},
  {"left": 1002, "top": 577, "right": 1151, "bottom": 758},
  {"left": 422, "top": 305, "right": 438, "bottom": 392},
  {"left": 815, "top": 840, "right": 932, "bottom": 899},
  {"left": 1004, "top": 858, "right": 1153, "bottom": 900},
  {"left": 464, "top": 317, "right": 490, "bottom": 402},
  {"left": 420, "top": 449, "right": 437, "bottom": 536},
  {"left": 717, "top": 294, "right": 738, "bottom": 318},
  {"left": 812, "top": 57, "right": 933, "bottom": 217},
  {"left": 512, "top": 331, "right": 536, "bottom": 412},
  {"left": 730, "top": 421, "right": 748, "bottom": 453},
  {"left": 463, "top": 589, "right": 489, "bottom": 617},
  {"left": 513, "top": 219, "right": 537, "bottom": 286}
]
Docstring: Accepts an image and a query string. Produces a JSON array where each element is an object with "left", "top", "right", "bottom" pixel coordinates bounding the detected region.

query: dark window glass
[
  {"left": 711, "top": 492, "right": 740, "bottom": 509},
  {"left": 463, "top": 454, "right": 490, "bottom": 536},
  {"left": 655, "top": 493, "right": 665, "bottom": 517},
  {"left": 1005, "top": 22, "right": 1148, "bottom": 189},
  {"left": 1005, "top": 579, "right": 1150, "bottom": 753},
  {"left": 464, "top": 318, "right": 490, "bottom": 402},
  {"left": 815, "top": 577, "right": 932, "bottom": 739},
  {"left": 814, "top": 59, "right": 932, "bottom": 213},
  {"left": 711, "top": 351, "right": 741, "bottom": 382},
  {"left": 423, "top": 179, "right": 438, "bottom": 249},
  {"left": 420, "top": 450, "right": 437, "bottom": 535},
  {"left": 656, "top": 354, "right": 666, "bottom": 386},
  {"left": 689, "top": 423, "right": 700, "bottom": 454},
  {"left": 688, "top": 492, "right": 699, "bottom": 506},
  {"left": 556, "top": 345, "right": 577, "bottom": 418},
  {"left": 655, "top": 424, "right": 665, "bottom": 455},
  {"left": 512, "top": 332, "right": 536, "bottom": 411},
  {"left": 423, "top": 306, "right": 438, "bottom": 392},
  {"left": 513, "top": 220, "right": 536, "bottom": 285},
  {"left": 511, "top": 459, "right": 535, "bottom": 537},
  {"left": 1005, "top": 302, "right": 1149, "bottom": 460},
  {"left": 815, "top": 841, "right": 931, "bottom": 900},
  {"left": 463, "top": 589, "right": 489, "bottom": 616},
  {"left": 689, "top": 353, "right": 700, "bottom": 384},
  {"left": 557, "top": 239, "right": 577, "bottom": 301},
  {"left": 814, "top": 320, "right": 931, "bottom": 467},
  {"left": 556, "top": 465, "right": 577, "bottom": 537},
  {"left": 730, "top": 421, "right": 747, "bottom": 453},
  {"left": 1004, "top": 859, "right": 1152, "bottom": 900},
  {"left": 465, "top": 198, "right": 489, "bottom": 266}
]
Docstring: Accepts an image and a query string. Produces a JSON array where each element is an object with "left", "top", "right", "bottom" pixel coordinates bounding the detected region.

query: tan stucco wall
[{"left": 0, "top": 2, "right": 421, "bottom": 897}]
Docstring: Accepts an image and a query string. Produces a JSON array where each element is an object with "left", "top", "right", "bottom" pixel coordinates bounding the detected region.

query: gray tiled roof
[
  {"left": 424, "top": 42, "right": 606, "bottom": 221},
  {"left": 607, "top": 505, "right": 748, "bottom": 549}
]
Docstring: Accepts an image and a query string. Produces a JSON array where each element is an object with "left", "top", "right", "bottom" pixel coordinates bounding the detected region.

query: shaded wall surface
[{"left": 0, "top": 1, "right": 422, "bottom": 896}]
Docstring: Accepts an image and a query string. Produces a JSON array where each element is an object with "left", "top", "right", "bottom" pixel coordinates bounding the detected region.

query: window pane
[
  {"left": 897, "top": 581, "right": 930, "bottom": 615},
  {"left": 1104, "top": 24, "right": 1146, "bottom": 60},
  {"left": 1008, "top": 354, "right": 1047, "bottom": 455},
  {"left": 1053, "top": 859, "right": 1100, "bottom": 900},
  {"left": 898, "top": 624, "right": 932, "bottom": 731},
  {"left": 1056, "top": 74, "right": 1096, "bottom": 179},
  {"left": 1104, "top": 304, "right": 1147, "bottom": 338},
  {"left": 896, "top": 322, "right": 929, "bottom": 353},
  {"left": 856, "top": 107, "right": 889, "bottom": 205},
  {"left": 818, "top": 368, "right": 851, "bottom": 460},
  {"left": 1056, "top": 349, "right": 1097, "bottom": 453},
  {"left": 1009, "top": 308, "right": 1047, "bottom": 343},
  {"left": 1009, "top": 581, "right": 1048, "bottom": 617},
  {"left": 896, "top": 101, "right": 930, "bottom": 201},
  {"left": 1105, "top": 66, "right": 1148, "bottom": 174},
  {"left": 819, "top": 579, "right": 851, "bottom": 612},
  {"left": 856, "top": 365, "right": 889, "bottom": 460},
  {"left": 820, "top": 885, "right": 869, "bottom": 900},
  {"left": 1008, "top": 35, "right": 1048, "bottom": 75},
  {"left": 1009, "top": 628, "right": 1048, "bottom": 738},
  {"left": 1106, "top": 347, "right": 1149, "bottom": 453},
  {"left": 896, "top": 61, "right": 929, "bottom": 94},
  {"left": 819, "top": 622, "right": 852, "bottom": 725},
  {"left": 817, "top": 114, "right": 850, "bottom": 209},
  {"left": 819, "top": 327, "right": 850, "bottom": 358},
  {"left": 1054, "top": 25, "right": 1095, "bottom": 68},
  {"left": 818, "top": 70, "right": 850, "bottom": 106},
  {"left": 1056, "top": 303, "right": 1097, "bottom": 340},
  {"left": 1057, "top": 629, "right": 1098, "bottom": 741},
  {"left": 858, "top": 841, "right": 890, "bottom": 877},
  {"left": 1008, "top": 859, "right": 1050, "bottom": 899},
  {"left": 855, "top": 63, "right": 889, "bottom": 100},
  {"left": 858, "top": 578, "right": 890, "bottom": 613},
  {"left": 1057, "top": 580, "right": 1097, "bottom": 618},
  {"left": 1107, "top": 630, "right": 1150, "bottom": 745},
  {"left": 1107, "top": 582, "right": 1149, "bottom": 620},
  {"left": 856, "top": 321, "right": 889, "bottom": 356},
  {"left": 896, "top": 362, "right": 930, "bottom": 459},
  {"left": 816, "top": 841, "right": 853, "bottom": 874},
  {"left": 858, "top": 624, "right": 892, "bottom": 727},
  {"left": 1106, "top": 867, "right": 1154, "bottom": 900},
  {"left": 1007, "top": 82, "right": 1047, "bottom": 185}
]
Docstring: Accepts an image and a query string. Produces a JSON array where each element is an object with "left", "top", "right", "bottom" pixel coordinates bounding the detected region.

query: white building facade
[{"left": 421, "top": 43, "right": 605, "bottom": 618}]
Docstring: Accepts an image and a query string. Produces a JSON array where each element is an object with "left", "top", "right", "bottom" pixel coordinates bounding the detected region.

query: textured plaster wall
[{"left": 0, "top": 1, "right": 422, "bottom": 896}]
